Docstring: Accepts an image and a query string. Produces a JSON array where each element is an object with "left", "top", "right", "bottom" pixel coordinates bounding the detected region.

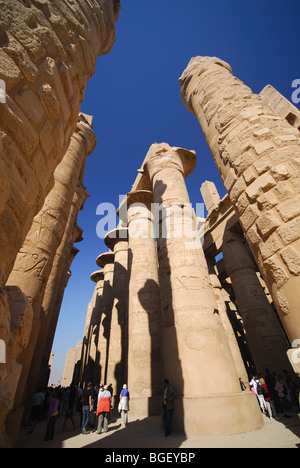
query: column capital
[
  {"left": 96, "top": 251, "right": 115, "bottom": 268},
  {"left": 126, "top": 190, "right": 154, "bottom": 209},
  {"left": 144, "top": 143, "right": 196, "bottom": 181},
  {"left": 90, "top": 270, "right": 104, "bottom": 283},
  {"left": 104, "top": 227, "right": 128, "bottom": 251}
]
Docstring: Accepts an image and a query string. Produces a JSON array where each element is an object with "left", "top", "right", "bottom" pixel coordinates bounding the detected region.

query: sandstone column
[
  {"left": 0, "top": 0, "right": 120, "bottom": 288},
  {"left": 95, "top": 251, "right": 115, "bottom": 386},
  {"left": 206, "top": 256, "right": 249, "bottom": 387},
  {"left": 222, "top": 229, "right": 292, "bottom": 375},
  {"left": 82, "top": 270, "right": 104, "bottom": 385},
  {"left": 124, "top": 190, "right": 162, "bottom": 418},
  {"left": 180, "top": 56, "right": 300, "bottom": 353},
  {"left": 104, "top": 228, "right": 129, "bottom": 405},
  {"left": 144, "top": 142, "right": 263, "bottom": 436},
  {"left": 5, "top": 117, "right": 94, "bottom": 426}
]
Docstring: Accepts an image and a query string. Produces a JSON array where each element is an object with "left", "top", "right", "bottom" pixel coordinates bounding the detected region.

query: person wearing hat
[
  {"left": 118, "top": 384, "right": 130, "bottom": 428},
  {"left": 96, "top": 385, "right": 112, "bottom": 434}
]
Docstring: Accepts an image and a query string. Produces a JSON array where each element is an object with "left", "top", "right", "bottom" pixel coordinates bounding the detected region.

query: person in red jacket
[
  {"left": 260, "top": 378, "right": 277, "bottom": 420},
  {"left": 96, "top": 385, "right": 111, "bottom": 434}
]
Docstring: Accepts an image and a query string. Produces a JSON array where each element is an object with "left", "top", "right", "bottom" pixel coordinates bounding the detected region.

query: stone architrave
[
  {"left": 222, "top": 229, "right": 292, "bottom": 375},
  {"left": 144, "top": 142, "right": 263, "bottom": 436},
  {"left": 104, "top": 228, "right": 129, "bottom": 405},
  {"left": 125, "top": 190, "right": 162, "bottom": 418},
  {"left": 95, "top": 251, "right": 115, "bottom": 386},
  {"left": 179, "top": 56, "right": 300, "bottom": 355}
]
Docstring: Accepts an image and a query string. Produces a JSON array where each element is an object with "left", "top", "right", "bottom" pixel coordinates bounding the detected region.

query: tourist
[
  {"left": 239, "top": 378, "right": 247, "bottom": 391},
  {"left": 28, "top": 386, "right": 45, "bottom": 434},
  {"left": 162, "top": 379, "right": 175, "bottom": 437},
  {"left": 61, "top": 384, "right": 77, "bottom": 432},
  {"left": 275, "top": 375, "right": 291, "bottom": 418},
  {"left": 250, "top": 376, "right": 266, "bottom": 414},
  {"left": 260, "top": 378, "right": 276, "bottom": 420},
  {"left": 118, "top": 384, "right": 130, "bottom": 428},
  {"left": 96, "top": 385, "right": 111, "bottom": 434},
  {"left": 81, "top": 382, "right": 93, "bottom": 434},
  {"left": 45, "top": 389, "right": 60, "bottom": 441}
]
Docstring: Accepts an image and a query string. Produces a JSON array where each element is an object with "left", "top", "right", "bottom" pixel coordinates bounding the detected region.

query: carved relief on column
[
  {"left": 180, "top": 56, "right": 300, "bottom": 349},
  {"left": 104, "top": 228, "right": 129, "bottom": 405},
  {"left": 144, "top": 142, "right": 263, "bottom": 436},
  {"left": 125, "top": 190, "right": 162, "bottom": 418},
  {"left": 0, "top": 0, "right": 120, "bottom": 289}
]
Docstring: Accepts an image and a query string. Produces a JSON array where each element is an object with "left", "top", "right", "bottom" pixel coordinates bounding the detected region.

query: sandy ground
[{"left": 18, "top": 407, "right": 300, "bottom": 449}]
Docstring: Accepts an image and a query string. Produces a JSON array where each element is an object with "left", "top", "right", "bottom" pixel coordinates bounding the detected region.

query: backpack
[{"left": 256, "top": 381, "right": 263, "bottom": 395}]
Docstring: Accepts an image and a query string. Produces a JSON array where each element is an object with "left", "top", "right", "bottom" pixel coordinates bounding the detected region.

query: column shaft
[
  {"left": 126, "top": 190, "right": 162, "bottom": 418},
  {"left": 144, "top": 142, "right": 263, "bottom": 436}
]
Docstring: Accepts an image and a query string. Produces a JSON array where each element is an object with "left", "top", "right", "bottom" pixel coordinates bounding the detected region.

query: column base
[
  {"left": 172, "top": 391, "right": 264, "bottom": 436},
  {"left": 129, "top": 395, "right": 162, "bottom": 419}
]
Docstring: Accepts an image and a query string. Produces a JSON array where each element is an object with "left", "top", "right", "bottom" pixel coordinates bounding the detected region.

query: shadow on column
[{"left": 112, "top": 260, "right": 129, "bottom": 398}]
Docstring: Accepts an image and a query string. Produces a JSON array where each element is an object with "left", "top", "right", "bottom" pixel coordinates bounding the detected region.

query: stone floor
[{"left": 18, "top": 407, "right": 300, "bottom": 449}]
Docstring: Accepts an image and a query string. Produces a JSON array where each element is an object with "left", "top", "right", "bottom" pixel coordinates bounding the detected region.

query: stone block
[
  {"left": 280, "top": 246, "right": 300, "bottom": 276},
  {"left": 277, "top": 195, "right": 300, "bottom": 222},
  {"left": 256, "top": 210, "right": 282, "bottom": 238},
  {"left": 245, "top": 172, "right": 277, "bottom": 202},
  {"left": 259, "top": 232, "right": 282, "bottom": 260},
  {"left": 277, "top": 216, "right": 300, "bottom": 245}
]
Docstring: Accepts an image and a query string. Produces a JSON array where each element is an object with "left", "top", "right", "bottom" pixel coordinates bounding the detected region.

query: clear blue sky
[{"left": 49, "top": 0, "right": 300, "bottom": 385}]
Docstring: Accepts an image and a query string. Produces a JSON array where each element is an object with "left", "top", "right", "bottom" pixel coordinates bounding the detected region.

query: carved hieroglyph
[
  {"left": 180, "top": 56, "right": 300, "bottom": 352},
  {"left": 0, "top": 0, "right": 120, "bottom": 286}
]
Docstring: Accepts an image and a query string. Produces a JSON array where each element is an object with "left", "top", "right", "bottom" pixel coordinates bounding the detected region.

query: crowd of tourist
[
  {"left": 241, "top": 369, "right": 300, "bottom": 420},
  {"left": 28, "top": 382, "right": 130, "bottom": 441},
  {"left": 28, "top": 370, "right": 299, "bottom": 442}
]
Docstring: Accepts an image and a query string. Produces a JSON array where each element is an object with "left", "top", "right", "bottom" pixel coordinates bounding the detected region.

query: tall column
[
  {"left": 5, "top": 117, "right": 95, "bottom": 416},
  {"left": 95, "top": 252, "right": 115, "bottom": 386},
  {"left": 179, "top": 56, "right": 300, "bottom": 352},
  {"left": 104, "top": 228, "right": 129, "bottom": 405},
  {"left": 206, "top": 256, "right": 249, "bottom": 387},
  {"left": 125, "top": 190, "right": 162, "bottom": 418},
  {"left": 144, "top": 142, "right": 263, "bottom": 436},
  {"left": 84, "top": 270, "right": 104, "bottom": 385},
  {"left": 222, "top": 229, "right": 292, "bottom": 375}
]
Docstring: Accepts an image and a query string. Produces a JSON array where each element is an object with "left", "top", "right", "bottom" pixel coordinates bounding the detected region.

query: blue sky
[{"left": 49, "top": 0, "right": 300, "bottom": 385}]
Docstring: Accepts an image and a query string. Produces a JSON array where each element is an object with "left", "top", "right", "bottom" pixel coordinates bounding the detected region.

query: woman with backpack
[{"left": 259, "top": 378, "right": 277, "bottom": 420}]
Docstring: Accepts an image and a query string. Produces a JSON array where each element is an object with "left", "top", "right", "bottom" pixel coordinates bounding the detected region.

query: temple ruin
[{"left": 0, "top": 0, "right": 299, "bottom": 448}]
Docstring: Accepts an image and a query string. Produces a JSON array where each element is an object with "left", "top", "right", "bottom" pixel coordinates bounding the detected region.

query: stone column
[
  {"left": 125, "top": 190, "right": 162, "bottom": 418},
  {"left": 222, "top": 229, "right": 292, "bottom": 375},
  {"left": 83, "top": 270, "right": 104, "bottom": 385},
  {"left": 104, "top": 228, "right": 129, "bottom": 405},
  {"left": 5, "top": 117, "right": 95, "bottom": 414},
  {"left": 206, "top": 256, "right": 249, "bottom": 387},
  {"left": 95, "top": 252, "right": 115, "bottom": 386},
  {"left": 179, "top": 56, "right": 300, "bottom": 353},
  {"left": 144, "top": 142, "right": 263, "bottom": 436}
]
